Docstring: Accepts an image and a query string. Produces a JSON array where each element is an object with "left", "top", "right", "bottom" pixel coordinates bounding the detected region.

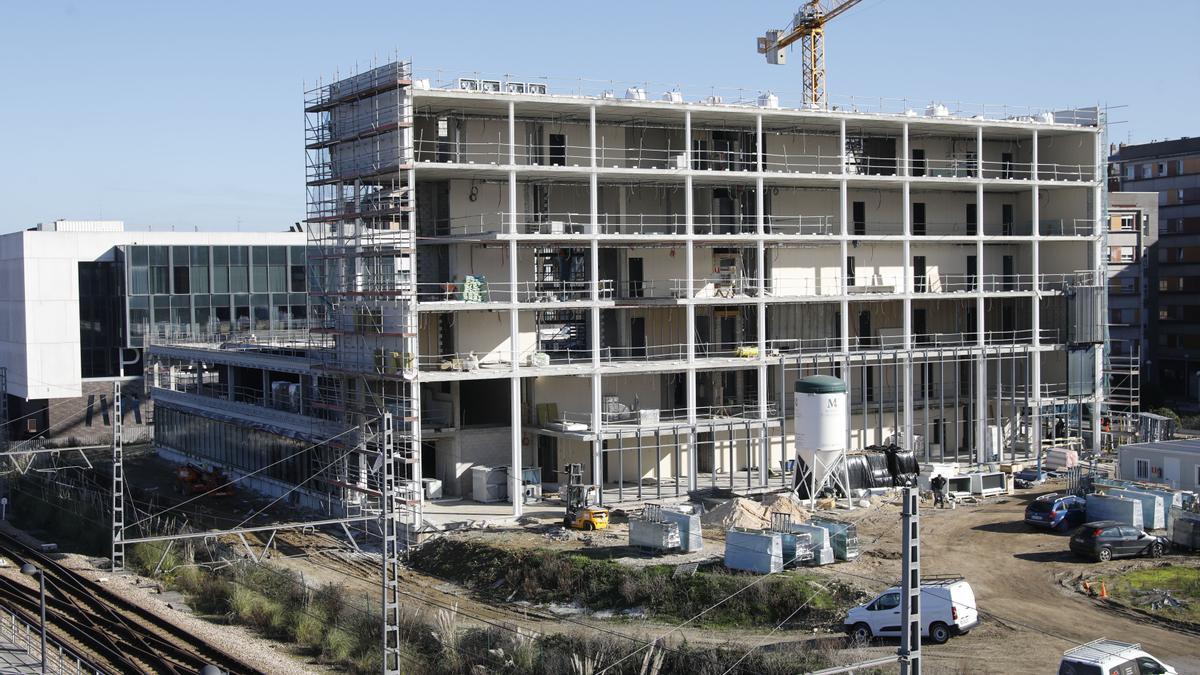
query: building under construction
[{"left": 146, "top": 60, "right": 1113, "bottom": 526}]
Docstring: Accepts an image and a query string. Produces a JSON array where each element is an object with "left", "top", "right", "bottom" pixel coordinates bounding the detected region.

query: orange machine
[{"left": 175, "top": 463, "right": 234, "bottom": 497}]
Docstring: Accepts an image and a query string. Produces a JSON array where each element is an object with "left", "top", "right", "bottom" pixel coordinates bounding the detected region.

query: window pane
[
  {"left": 131, "top": 246, "right": 149, "bottom": 266},
  {"left": 213, "top": 246, "right": 229, "bottom": 265},
  {"left": 230, "top": 266, "right": 249, "bottom": 292},
  {"left": 131, "top": 268, "right": 149, "bottom": 295},
  {"left": 212, "top": 265, "right": 229, "bottom": 293},
  {"left": 253, "top": 246, "right": 269, "bottom": 265},
  {"left": 150, "top": 246, "right": 169, "bottom": 266},
  {"left": 152, "top": 267, "right": 170, "bottom": 294},
  {"left": 190, "top": 246, "right": 209, "bottom": 265},
  {"left": 290, "top": 265, "right": 306, "bottom": 292},
  {"left": 173, "top": 266, "right": 190, "bottom": 294},
  {"left": 268, "top": 246, "right": 287, "bottom": 265},
  {"left": 230, "top": 246, "right": 249, "bottom": 265},
  {"left": 252, "top": 266, "right": 269, "bottom": 292},
  {"left": 268, "top": 266, "right": 287, "bottom": 292},
  {"left": 191, "top": 266, "right": 210, "bottom": 293},
  {"left": 251, "top": 294, "right": 270, "bottom": 329}
]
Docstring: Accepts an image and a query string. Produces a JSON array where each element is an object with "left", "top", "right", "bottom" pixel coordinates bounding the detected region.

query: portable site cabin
[
  {"left": 1118, "top": 438, "right": 1200, "bottom": 491},
  {"left": 1103, "top": 488, "right": 1166, "bottom": 530},
  {"left": 1086, "top": 493, "right": 1144, "bottom": 530}
]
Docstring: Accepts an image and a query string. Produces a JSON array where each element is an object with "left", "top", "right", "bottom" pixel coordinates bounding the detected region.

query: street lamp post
[{"left": 19, "top": 563, "right": 44, "bottom": 674}]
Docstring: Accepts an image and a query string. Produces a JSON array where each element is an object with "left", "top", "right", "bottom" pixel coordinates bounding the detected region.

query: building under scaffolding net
[{"left": 145, "top": 59, "right": 1117, "bottom": 533}]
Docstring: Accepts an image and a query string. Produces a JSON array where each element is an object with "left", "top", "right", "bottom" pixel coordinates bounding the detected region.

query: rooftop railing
[{"left": 410, "top": 67, "right": 1099, "bottom": 126}]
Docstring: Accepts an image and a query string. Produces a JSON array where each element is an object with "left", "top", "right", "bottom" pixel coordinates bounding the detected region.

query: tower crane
[{"left": 756, "top": 0, "right": 864, "bottom": 109}]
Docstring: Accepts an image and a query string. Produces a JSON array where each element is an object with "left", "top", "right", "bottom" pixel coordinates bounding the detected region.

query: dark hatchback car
[{"left": 1069, "top": 520, "right": 1168, "bottom": 562}]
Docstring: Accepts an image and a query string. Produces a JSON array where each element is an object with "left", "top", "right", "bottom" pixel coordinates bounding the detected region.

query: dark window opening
[
  {"left": 549, "top": 134, "right": 566, "bottom": 166},
  {"left": 852, "top": 201, "right": 866, "bottom": 236}
]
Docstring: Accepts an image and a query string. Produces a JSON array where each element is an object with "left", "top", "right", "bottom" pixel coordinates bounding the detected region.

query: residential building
[
  {"left": 1109, "top": 138, "right": 1200, "bottom": 401},
  {"left": 0, "top": 220, "right": 306, "bottom": 444},
  {"left": 146, "top": 62, "right": 1108, "bottom": 524},
  {"left": 1104, "top": 192, "right": 1157, "bottom": 417}
]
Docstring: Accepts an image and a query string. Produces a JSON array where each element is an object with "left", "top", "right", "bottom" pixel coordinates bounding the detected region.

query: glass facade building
[
  {"left": 78, "top": 261, "right": 126, "bottom": 378},
  {"left": 124, "top": 244, "right": 308, "bottom": 347}
]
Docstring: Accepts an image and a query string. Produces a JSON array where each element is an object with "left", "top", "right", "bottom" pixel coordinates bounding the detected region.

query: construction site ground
[
  {"left": 106, "top": 453, "right": 1200, "bottom": 672},
  {"left": 384, "top": 483, "right": 1200, "bottom": 674}
]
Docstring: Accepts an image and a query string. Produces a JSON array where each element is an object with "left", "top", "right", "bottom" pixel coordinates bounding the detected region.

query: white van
[
  {"left": 844, "top": 577, "right": 979, "bottom": 644},
  {"left": 1058, "top": 639, "right": 1177, "bottom": 675}
]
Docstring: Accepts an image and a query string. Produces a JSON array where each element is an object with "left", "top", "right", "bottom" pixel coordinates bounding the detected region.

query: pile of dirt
[
  {"left": 760, "top": 492, "right": 809, "bottom": 524},
  {"left": 700, "top": 497, "right": 772, "bottom": 530}
]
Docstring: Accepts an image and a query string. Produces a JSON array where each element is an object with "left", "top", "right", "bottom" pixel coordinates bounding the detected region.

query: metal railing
[
  {"left": 146, "top": 328, "right": 333, "bottom": 353},
  {"left": 410, "top": 139, "right": 1098, "bottom": 184},
  {"left": 554, "top": 402, "right": 779, "bottom": 427},
  {"left": 416, "top": 280, "right": 613, "bottom": 303},
  {"left": 767, "top": 327, "right": 1062, "bottom": 355},
  {"left": 1040, "top": 219, "right": 1099, "bottom": 236},
  {"left": 0, "top": 603, "right": 100, "bottom": 674},
  {"left": 412, "top": 67, "right": 1099, "bottom": 125}
]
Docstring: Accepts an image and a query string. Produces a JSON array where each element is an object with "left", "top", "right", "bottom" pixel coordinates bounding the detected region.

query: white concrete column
[
  {"left": 901, "top": 123, "right": 912, "bottom": 453},
  {"left": 507, "top": 100, "right": 523, "bottom": 515},
  {"left": 589, "top": 105, "right": 601, "bottom": 369},
  {"left": 510, "top": 376, "right": 522, "bottom": 517},
  {"left": 975, "top": 125, "right": 987, "bottom": 464},
  {"left": 1030, "top": 129, "right": 1042, "bottom": 460},
  {"left": 684, "top": 110, "right": 698, "bottom": 491},
  {"left": 839, "top": 177, "right": 851, "bottom": 450},
  {"left": 755, "top": 113, "right": 768, "bottom": 485},
  {"left": 591, "top": 373, "right": 603, "bottom": 488},
  {"left": 839, "top": 119, "right": 847, "bottom": 174},
  {"left": 1092, "top": 154, "right": 1105, "bottom": 454}
]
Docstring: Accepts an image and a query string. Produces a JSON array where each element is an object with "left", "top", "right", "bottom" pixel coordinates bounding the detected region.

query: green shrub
[
  {"left": 294, "top": 613, "right": 326, "bottom": 652},
  {"left": 322, "top": 625, "right": 358, "bottom": 663}
]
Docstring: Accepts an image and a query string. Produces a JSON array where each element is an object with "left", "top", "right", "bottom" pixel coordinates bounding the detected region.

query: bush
[
  {"left": 295, "top": 613, "right": 325, "bottom": 652},
  {"left": 322, "top": 625, "right": 358, "bottom": 664}
]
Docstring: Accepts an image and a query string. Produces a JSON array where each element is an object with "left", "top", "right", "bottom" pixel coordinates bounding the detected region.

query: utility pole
[
  {"left": 111, "top": 381, "right": 124, "bottom": 572},
  {"left": 899, "top": 485, "right": 921, "bottom": 674}
]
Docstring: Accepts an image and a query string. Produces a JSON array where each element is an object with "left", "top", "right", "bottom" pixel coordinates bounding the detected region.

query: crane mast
[{"left": 757, "top": 0, "right": 864, "bottom": 108}]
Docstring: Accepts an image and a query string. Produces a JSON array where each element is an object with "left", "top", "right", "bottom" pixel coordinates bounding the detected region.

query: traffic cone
[{"left": 1099, "top": 582, "right": 1108, "bottom": 599}]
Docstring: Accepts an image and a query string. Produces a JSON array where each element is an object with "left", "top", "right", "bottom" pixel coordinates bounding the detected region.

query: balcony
[
  {"left": 545, "top": 402, "right": 778, "bottom": 433},
  {"left": 1039, "top": 219, "right": 1099, "bottom": 237},
  {"left": 417, "top": 280, "right": 613, "bottom": 306},
  {"left": 768, "top": 327, "right": 1061, "bottom": 355}
]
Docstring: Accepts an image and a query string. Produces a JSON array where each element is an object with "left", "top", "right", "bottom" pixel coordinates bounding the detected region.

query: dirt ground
[
  {"left": 427, "top": 485, "right": 1200, "bottom": 674},
  {"left": 97, "top": 454, "right": 1200, "bottom": 672},
  {"left": 818, "top": 484, "right": 1200, "bottom": 674}
]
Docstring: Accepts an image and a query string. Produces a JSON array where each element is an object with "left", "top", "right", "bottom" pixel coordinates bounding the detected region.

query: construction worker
[{"left": 931, "top": 474, "right": 947, "bottom": 509}]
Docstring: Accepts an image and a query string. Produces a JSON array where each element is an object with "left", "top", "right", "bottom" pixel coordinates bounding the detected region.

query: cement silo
[{"left": 794, "top": 375, "right": 851, "bottom": 508}]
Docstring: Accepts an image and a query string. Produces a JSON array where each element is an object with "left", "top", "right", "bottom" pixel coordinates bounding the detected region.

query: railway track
[{"left": 0, "top": 531, "right": 256, "bottom": 674}]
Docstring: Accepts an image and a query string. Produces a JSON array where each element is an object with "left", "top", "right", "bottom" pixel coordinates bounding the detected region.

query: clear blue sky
[{"left": 2, "top": 0, "right": 1196, "bottom": 233}]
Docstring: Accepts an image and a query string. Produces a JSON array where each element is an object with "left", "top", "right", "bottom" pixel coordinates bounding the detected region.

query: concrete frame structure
[{"left": 145, "top": 62, "right": 1109, "bottom": 522}]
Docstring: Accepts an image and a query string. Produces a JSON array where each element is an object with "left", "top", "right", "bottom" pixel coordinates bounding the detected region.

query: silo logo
[{"left": 826, "top": 399, "right": 839, "bottom": 410}]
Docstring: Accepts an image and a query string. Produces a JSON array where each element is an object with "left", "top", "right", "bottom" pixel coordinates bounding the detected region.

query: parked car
[
  {"left": 1069, "top": 521, "right": 1168, "bottom": 562},
  {"left": 1059, "top": 638, "right": 1176, "bottom": 674},
  {"left": 1024, "top": 493, "right": 1087, "bottom": 530},
  {"left": 844, "top": 577, "right": 979, "bottom": 645}
]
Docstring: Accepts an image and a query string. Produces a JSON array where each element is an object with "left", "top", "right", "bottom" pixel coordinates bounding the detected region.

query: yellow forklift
[{"left": 560, "top": 463, "right": 609, "bottom": 530}]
